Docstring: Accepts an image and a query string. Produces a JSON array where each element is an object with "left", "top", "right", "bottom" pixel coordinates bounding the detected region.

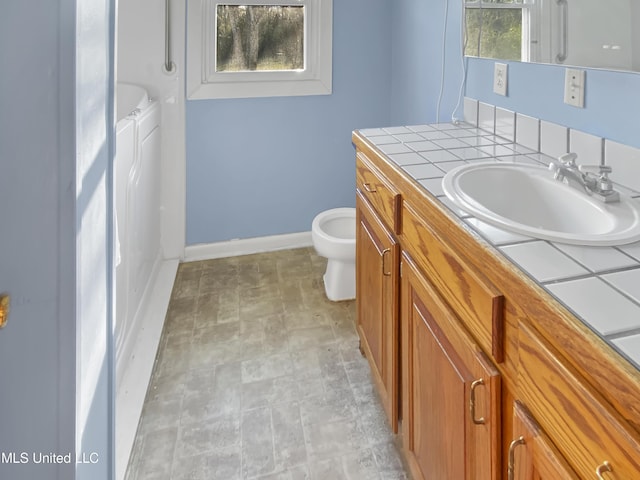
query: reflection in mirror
[{"left": 464, "top": 0, "right": 640, "bottom": 72}]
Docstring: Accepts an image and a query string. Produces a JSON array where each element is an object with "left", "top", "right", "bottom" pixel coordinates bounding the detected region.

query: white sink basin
[{"left": 441, "top": 162, "right": 640, "bottom": 246}]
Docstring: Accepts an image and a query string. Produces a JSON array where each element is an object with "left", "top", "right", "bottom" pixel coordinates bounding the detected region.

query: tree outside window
[
  {"left": 216, "top": 5, "right": 304, "bottom": 72},
  {"left": 465, "top": 0, "right": 524, "bottom": 61}
]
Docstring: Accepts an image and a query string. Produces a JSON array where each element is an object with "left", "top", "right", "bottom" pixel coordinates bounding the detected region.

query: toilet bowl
[{"left": 311, "top": 207, "right": 357, "bottom": 301}]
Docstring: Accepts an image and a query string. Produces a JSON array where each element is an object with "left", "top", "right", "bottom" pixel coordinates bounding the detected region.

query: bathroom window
[
  {"left": 464, "top": 0, "right": 532, "bottom": 62},
  {"left": 187, "top": 0, "right": 333, "bottom": 99}
]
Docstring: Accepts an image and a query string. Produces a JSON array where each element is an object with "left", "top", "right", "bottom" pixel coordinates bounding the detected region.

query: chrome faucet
[{"left": 548, "top": 153, "right": 620, "bottom": 203}]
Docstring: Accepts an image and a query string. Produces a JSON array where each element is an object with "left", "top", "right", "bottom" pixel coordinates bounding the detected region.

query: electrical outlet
[
  {"left": 564, "top": 68, "right": 585, "bottom": 108},
  {"left": 493, "top": 63, "right": 508, "bottom": 96}
]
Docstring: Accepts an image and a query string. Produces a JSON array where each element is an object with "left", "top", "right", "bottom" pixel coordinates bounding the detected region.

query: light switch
[
  {"left": 493, "top": 63, "right": 508, "bottom": 96},
  {"left": 564, "top": 68, "right": 585, "bottom": 108}
]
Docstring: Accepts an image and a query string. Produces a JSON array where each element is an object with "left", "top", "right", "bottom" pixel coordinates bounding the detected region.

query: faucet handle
[
  {"left": 558, "top": 152, "right": 578, "bottom": 166},
  {"left": 578, "top": 164, "right": 612, "bottom": 175}
]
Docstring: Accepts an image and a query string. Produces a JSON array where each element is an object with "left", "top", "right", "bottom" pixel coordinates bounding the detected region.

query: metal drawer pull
[
  {"left": 382, "top": 248, "right": 391, "bottom": 276},
  {"left": 470, "top": 378, "right": 485, "bottom": 425},
  {"left": 363, "top": 182, "right": 377, "bottom": 193},
  {"left": 507, "top": 436, "right": 526, "bottom": 480},
  {"left": 596, "top": 461, "right": 613, "bottom": 479}
]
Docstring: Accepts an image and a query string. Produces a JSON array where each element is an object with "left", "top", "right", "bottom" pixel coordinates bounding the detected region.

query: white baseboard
[
  {"left": 184, "top": 231, "right": 313, "bottom": 262},
  {"left": 115, "top": 258, "right": 179, "bottom": 480}
]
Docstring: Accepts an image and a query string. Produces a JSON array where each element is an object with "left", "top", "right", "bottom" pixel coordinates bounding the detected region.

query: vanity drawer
[
  {"left": 356, "top": 152, "right": 400, "bottom": 233},
  {"left": 518, "top": 322, "right": 640, "bottom": 479},
  {"left": 401, "top": 200, "right": 505, "bottom": 363}
]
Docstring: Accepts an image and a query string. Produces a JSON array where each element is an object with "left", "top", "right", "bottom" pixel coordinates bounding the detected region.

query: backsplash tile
[
  {"left": 569, "top": 129, "right": 603, "bottom": 166},
  {"left": 495, "top": 108, "right": 515, "bottom": 142},
  {"left": 464, "top": 98, "right": 478, "bottom": 126},
  {"left": 478, "top": 102, "right": 495, "bottom": 133},
  {"left": 605, "top": 140, "right": 640, "bottom": 192},
  {"left": 540, "top": 121, "right": 568, "bottom": 158},
  {"left": 515, "top": 113, "right": 539, "bottom": 151}
]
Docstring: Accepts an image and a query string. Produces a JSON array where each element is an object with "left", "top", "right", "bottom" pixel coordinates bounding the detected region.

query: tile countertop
[{"left": 358, "top": 123, "right": 640, "bottom": 371}]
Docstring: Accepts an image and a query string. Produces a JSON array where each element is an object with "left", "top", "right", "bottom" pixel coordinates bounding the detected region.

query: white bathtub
[
  {"left": 114, "top": 83, "right": 165, "bottom": 476},
  {"left": 116, "top": 82, "right": 149, "bottom": 123}
]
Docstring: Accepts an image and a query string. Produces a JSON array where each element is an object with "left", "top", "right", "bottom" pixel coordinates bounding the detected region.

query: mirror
[{"left": 464, "top": 0, "right": 640, "bottom": 72}]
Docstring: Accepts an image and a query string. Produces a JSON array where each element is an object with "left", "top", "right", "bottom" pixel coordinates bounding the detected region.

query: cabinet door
[
  {"left": 356, "top": 191, "right": 400, "bottom": 431},
  {"left": 401, "top": 253, "right": 501, "bottom": 480},
  {"left": 509, "top": 401, "right": 579, "bottom": 480}
]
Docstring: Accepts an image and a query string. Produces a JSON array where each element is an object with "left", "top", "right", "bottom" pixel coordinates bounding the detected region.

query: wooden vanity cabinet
[
  {"left": 352, "top": 131, "right": 640, "bottom": 480},
  {"left": 401, "top": 253, "right": 501, "bottom": 480},
  {"left": 355, "top": 174, "right": 400, "bottom": 432},
  {"left": 509, "top": 401, "right": 579, "bottom": 480}
]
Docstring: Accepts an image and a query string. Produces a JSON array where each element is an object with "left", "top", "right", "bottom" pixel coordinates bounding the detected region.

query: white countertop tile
[
  {"left": 393, "top": 133, "right": 425, "bottom": 143},
  {"left": 434, "top": 138, "right": 471, "bottom": 150},
  {"left": 420, "top": 130, "right": 453, "bottom": 141},
  {"left": 378, "top": 143, "right": 412, "bottom": 155},
  {"left": 432, "top": 160, "right": 469, "bottom": 173},
  {"left": 418, "top": 178, "right": 445, "bottom": 197},
  {"left": 388, "top": 152, "right": 427, "bottom": 166},
  {"left": 358, "top": 128, "right": 387, "bottom": 137},
  {"left": 419, "top": 150, "right": 460, "bottom": 163},
  {"left": 619, "top": 242, "right": 640, "bottom": 261},
  {"left": 440, "top": 197, "right": 472, "bottom": 217},
  {"left": 612, "top": 334, "right": 640, "bottom": 367},
  {"left": 405, "top": 140, "right": 441, "bottom": 152},
  {"left": 547, "top": 277, "right": 640, "bottom": 336},
  {"left": 478, "top": 144, "right": 517, "bottom": 157},
  {"left": 361, "top": 134, "right": 398, "bottom": 145},
  {"left": 448, "top": 147, "right": 492, "bottom": 160},
  {"left": 383, "top": 126, "right": 413, "bottom": 135},
  {"left": 601, "top": 268, "right": 640, "bottom": 304},
  {"left": 499, "top": 241, "right": 589, "bottom": 282},
  {"left": 466, "top": 218, "right": 534, "bottom": 245},
  {"left": 402, "top": 163, "right": 444, "bottom": 179},
  {"left": 460, "top": 136, "right": 498, "bottom": 147},
  {"left": 407, "top": 124, "right": 436, "bottom": 133},
  {"left": 554, "top": 244, "right": 639, "bottom": 273}
]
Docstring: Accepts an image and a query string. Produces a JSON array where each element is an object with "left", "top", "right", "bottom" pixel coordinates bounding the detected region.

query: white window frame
[{"left": 187, "top": 0, "right": 333, "bottom": 100}]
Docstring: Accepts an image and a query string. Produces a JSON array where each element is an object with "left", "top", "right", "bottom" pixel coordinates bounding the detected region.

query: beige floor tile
[{"left": 125, "top": 248, "right": 408, "bottom": 480}]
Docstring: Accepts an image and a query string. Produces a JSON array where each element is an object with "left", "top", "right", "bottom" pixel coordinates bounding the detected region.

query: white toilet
[{"left": 311, "top": 207, "right": 357, "bottom": 301}]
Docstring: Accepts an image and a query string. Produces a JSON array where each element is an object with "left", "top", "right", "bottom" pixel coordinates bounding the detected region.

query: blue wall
[
  {"left": 465, "top": 58, "right": 640, "bottom": 149},
  {"left": 390, "top": 0, "right": 464, "bottom": 125},
  {"left": 186, "top": 0, "right": 392, "bottom": 245}
]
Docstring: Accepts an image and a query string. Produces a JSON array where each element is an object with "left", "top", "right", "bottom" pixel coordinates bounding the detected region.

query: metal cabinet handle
[
  {"left": 596, "top": 461, "right": 613, "bottom": 479},
  {"left": 382, "top": 248, "right": 391, "bottom": 276},
  {"left": 507, "top": 436, "right": 526, "bottom": 480},
  {"left": 470, "top": 378, "right": 485, "bottom": 425},
  {"left": 363, "top": 182, "right": 377, "bottom": 193}
]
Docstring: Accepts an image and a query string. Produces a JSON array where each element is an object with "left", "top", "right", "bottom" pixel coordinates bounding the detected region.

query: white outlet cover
[
  {"left": 493, "top": 63, "right": 508, "bottom": 96},
  {"left": 564, "top": 68, "right": 585, "bottom": 108}
]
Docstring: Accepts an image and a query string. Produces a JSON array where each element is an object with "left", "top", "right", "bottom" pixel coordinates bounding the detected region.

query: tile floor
[{"left": 125, "top": 247, "right": 410, "bottom": 480}]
